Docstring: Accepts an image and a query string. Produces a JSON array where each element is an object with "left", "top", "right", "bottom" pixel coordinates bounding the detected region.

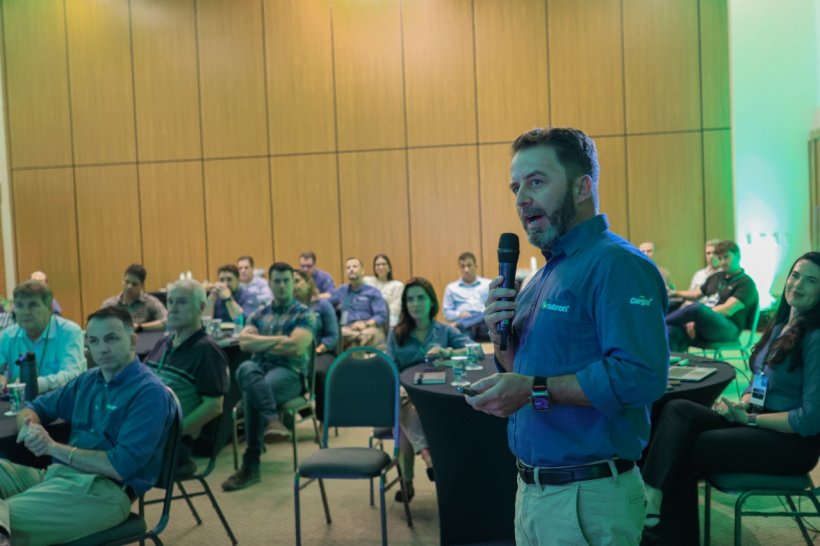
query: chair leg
[
  {"left": 232, "top": 409, "right": 240, "bottom": 471},
  {"left": 395, "top": 464, "right": 413, "bottom": 527},
  {"left": 379, "top": 474, "right": 388, "bottom": 546},
  {"left": 703, "top": 480, "right": 711, "bottom": 546},
  {"left": 734, "top": 491, "right": 752, "bottom": 546},
  {"left": 176, "top": 480, "right": 202, "bottom": 525},
  {"left": 784, "top": 495, "right": 814, "bottom": 545},
  {"left": 310, "top": 414, "right": 320, "bottom": 445},
  {"left": 200, "top": 477, "right": 238, "bottom": 545},
  {"left": 289, "top": 412, "right": 299, "bottom": 471},
  {"left": 294, "top": 473, "right": 302, "bottom": 546},
  {"left": 318, "top": 478, "right": 332, "bottom": 524}
]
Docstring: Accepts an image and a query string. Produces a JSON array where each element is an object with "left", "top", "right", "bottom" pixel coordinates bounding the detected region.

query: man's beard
[{"left": 526, "top": 187, "right": 577, "bottom": 251}]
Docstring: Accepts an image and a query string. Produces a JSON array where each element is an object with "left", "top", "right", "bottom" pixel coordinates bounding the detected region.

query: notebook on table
[{"left": 668, "top": 366, "right": 717, "bottom": 382}]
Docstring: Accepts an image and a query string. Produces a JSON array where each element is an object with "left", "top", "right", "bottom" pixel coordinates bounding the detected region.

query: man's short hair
[
  {"left": 511, "top": 127, "right": 600, "bottom": 209},
  {"left": 706, "top": 239, "right": 721, "bottom": 247},
  {"left": 237, "top": 255, "right": 254, "bottom": 267},
  {"left": 458, "top": 252, "right": 477, "bottom": 264},
  {"left": 87, "top": 306, "right": 134, "bottom": 332},
  {"left": 13, "top": 280, "right": 53, "bottom": 308},
  {"left": 170, "top": 279, "right": 207, "bottom": 307},
  {"left": 125, "top": 264, "right": 147, "bottom": 284},
  {"left": 299, "top": 251, "right": 317, "bottom": 263},
  {"left": 217, "top": 264, "right": 240, "bottom": 278},
  {"left": 714, "top": 240, "right": 740, "bottom": 257},
  {"left": 268, "top": 262, "right": 294, "bottom": 278},
  {"left": 344, "top": 256, "right": 363, "bottom": 268}
]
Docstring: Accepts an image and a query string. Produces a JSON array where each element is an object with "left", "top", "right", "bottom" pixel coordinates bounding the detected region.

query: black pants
[{"left": 642, "top": 399, "right": 819, "bottom": 545}]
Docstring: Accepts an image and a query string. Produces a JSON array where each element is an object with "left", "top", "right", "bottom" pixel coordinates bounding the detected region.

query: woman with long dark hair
[
  {"left": 641, "top": 252, "right": 820, "bottom": 544},
  {"left": 387, "top": 277, "right": 471, "bottom": 502}
]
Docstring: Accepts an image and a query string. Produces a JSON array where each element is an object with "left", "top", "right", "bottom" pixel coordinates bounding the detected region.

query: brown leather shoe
[{"left": 263, "top": 419, "right": 291, "bottom": 444}]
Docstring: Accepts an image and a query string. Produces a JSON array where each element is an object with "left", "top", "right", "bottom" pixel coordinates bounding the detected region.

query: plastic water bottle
[{"left": 234, "top": 313, "right": 245, "bottom": 331}]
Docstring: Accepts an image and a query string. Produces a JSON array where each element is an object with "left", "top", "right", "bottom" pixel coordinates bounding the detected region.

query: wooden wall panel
[
  {"left": 203, "top": 158, "right": 273, "bottom": 277},
  {"left": 700, "top": 0, "right": 730, "bottom": 129},
  {"left": 75, "top": 165, "right": 142, "bottom": 313},
  {"left": 333, "top": 0, "right": 405, "bottom": 151},
  {"left": 403, "top": 0, "right": 476, "bottom": 147},
  {"left": 477, "top": 144, "right": 530, "bottom": 276},
  {"left": 65, "top": 0, "right": 136, "bottom": 165},
  {"left": 270, "top": 154, "right": 341, "bottom": 280},
  {"left": 197, "top": 0, "right": 267, "bottom": 158},
  {"left": 474, "top": 0, "right": 548, "bottom": 143},
  {"left": 549, "top": 0, "right": 625, "bottom": 136},
  {"left": 131, "top": 0, "right": 201, "bottom": 162},
  {"left": 338, "top": 151, "right": 410, "bottom": 281},
  {"left": 2, "top": 0, "right": 72, "bottom": 168},
  {"left": 11, "top": 168, "right": 81, "bottom": 321},
  {"left": 408, "top": 146, "right": 481, "bottom": 298},
  {"left": 265, "top": 0, "right": 336, "bottom": 155},
  {"left": 139, "top": 161, "right": 207, "bottom": 288},
  {"left": 623, "top": 0, "right": 701, "bottom": 133},
  {"left": 627, "top": 133, "right": 704, "bottom": 289},
  {"left": 703, "top": 130, "right": 734, "bottom": 240},
  {"left": 595, "top": 137, "right": 629, "bottom": 239}
]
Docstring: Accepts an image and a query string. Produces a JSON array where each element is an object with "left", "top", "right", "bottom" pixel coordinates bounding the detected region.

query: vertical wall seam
[
  {"left": 470, "top": 0, "right": 485, "bottom": 272},
  {"left": 126, "top": 0, "right": 145, "bottom": 265},
  {"left": 193, "top": 0, "right": 209, "bottom": 276},
  {"left": 544, "top": 0, "right": 551, "bottom": 124},
  {"left": 0, "top": 1, "right": 17, "bottom": 293},
  {"left": 329, "top": 0, "right": 344, "bottom": 277},
  {"left": 398, "top": 0, "right": 413, "bottom": 275},
  {"left": 260, "top": 0, "right": 276, "bottom": 261},
  {"left": 619, "top": 0, "right": 631, "bottom": 239},
  {"left": 696, "top": 0, "right": 708, "bottom": 239}
]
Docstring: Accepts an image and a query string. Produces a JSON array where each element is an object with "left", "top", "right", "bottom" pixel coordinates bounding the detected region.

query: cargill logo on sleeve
[{"left": 629, "top": 295, "right": 653, "bottom": 307}]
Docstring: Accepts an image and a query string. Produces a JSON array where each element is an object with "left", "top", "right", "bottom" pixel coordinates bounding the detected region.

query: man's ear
[{"left": 574, "top": 175, "right": 593, "bottom": 204}]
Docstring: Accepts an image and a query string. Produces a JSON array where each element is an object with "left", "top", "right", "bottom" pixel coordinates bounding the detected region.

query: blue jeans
[
  {"left": 665, "top": 302, "right": 739, "bottom": 351},
  {"left": 235, "top": 360, "right": 303, "bottom": 467}
]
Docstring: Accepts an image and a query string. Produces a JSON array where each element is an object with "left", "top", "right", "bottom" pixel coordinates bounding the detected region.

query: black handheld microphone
[{"left": 496, "top": 233, "right": 520, "bottom": 351}]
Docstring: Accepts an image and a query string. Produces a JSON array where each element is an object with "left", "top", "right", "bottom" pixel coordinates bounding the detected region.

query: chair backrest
[
  {"left": 197, "top": 367, "right": 232, "bottom": 478},
  {"left": 147, "top": 387, "right": 184, "bottom": 535},
  {"left": 741, "top": 304, "right": 762, "bottom": 350},
  {"left": 304, "top": 342, "right": 317, "bottom": 402},
  {"left": 322, "top": 347, "right": 400, "bottom": 452}
]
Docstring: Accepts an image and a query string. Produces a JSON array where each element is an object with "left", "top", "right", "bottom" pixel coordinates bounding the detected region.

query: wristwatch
[
  {"left": 531, "top": 376, "right": 551, "bottom": 412},
  {"left": 747, "top": 413, "right": 758, "bottom": 427}
]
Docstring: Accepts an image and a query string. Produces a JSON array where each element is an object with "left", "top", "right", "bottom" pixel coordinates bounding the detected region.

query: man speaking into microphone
[{"left": 466, "top": 127, "right": 669, "bottom": 545}]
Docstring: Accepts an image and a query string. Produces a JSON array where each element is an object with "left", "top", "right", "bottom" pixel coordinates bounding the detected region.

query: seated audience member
[
  {"left": 364, "top": 253, "right": 404, "bottom": 328},
  {"left": 222, "top": 263, "right": 314, "bottom": 492},
  {"left": 237, "top": 255, "right": 273, "bottom": 307},
  {"left": 30, "top": 271, "right": 62, "bottom": 315},
  {"left": 387, "top": 278, "right": 471, "bottom": 502},
  {"left": 666, "top": 240, "right": 758, "bottom": 351},
  {"left": 299, "top": 250, "right": 335, "bottom": 297},
  {"left": 688, "top": 239, "right": 721, "bottom": 294},
  {"left": 204, "top": 264, "right": 261, "bottom": 325},
  {"left": 0, "top": 281, "right": 86, "bottom": 393},
  {"left": 331, "top": 257, "right": 388, "bottom": 350},
  {"left": 442, "top": 252, "right": 490, "bottom": 339},
  {"left": 639, "top": 241, "right": 675, "bottom": 290},
  {"left": 294, "top": 269, "right": 340, "bottom": 423},
  {"left": 102, "top": 263, "right": 167, "bottom": 331},
  {"left": 641, "top": 252, "right": 820, "bottom": 545},
  {"left": 144, "top": 279, "right": 228, "bottom": 476},
  {"left": 0, "top": 306, "right": 173, "bottom": 545}
]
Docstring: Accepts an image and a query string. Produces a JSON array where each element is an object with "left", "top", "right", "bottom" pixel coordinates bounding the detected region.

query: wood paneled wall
[{"left": 0, "top": 0, "right": 732, "bottom": 323}]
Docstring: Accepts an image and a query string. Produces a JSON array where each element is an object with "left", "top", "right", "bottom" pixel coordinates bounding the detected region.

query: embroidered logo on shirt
[
  {"left": 106, "top": 404, "right": 118, "bottom": 411},
  {"left": 541, "top": 301, "right": 570, "bottom": 313},
  {"left": 629, "top": 296, "right": 653, "bottom": 307}
]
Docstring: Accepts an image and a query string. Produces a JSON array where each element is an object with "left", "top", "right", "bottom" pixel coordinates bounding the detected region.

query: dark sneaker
[
  {"left": 176, "top": 458, "right": 198, "bottom": 479},
  {"left": 263, "top": 419, "right": 291, "bottom": 444},
  {"left": 394, "top": 480, "right": 415, "bottom": 503},
  {"left": 221, "top": 466, "right": 260, "bottom": 492}
]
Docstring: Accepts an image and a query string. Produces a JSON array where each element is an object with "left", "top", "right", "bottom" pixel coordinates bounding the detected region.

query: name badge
[{"left": 749, "top": 373, "right": 768, "bottom": 410}]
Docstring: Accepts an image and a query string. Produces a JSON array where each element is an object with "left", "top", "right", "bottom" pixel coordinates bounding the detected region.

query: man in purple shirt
[
  {"left": 330, "top": 257, "right": 388, "bottom": 350},
  {"left": 299, "top": 251, "right": 335, "bottom": 297}
]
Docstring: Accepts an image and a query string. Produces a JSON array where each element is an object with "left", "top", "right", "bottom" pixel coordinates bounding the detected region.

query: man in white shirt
[
  {"left": 688, "top": 239, "right": 721, "bottom": 293},
  {"left": 442, "top": 252, "right": 491, "bottom": 339}
]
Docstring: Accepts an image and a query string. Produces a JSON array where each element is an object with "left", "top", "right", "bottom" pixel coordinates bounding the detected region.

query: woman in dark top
[
  {"left": 293, "top": 269, "right": 339, "bottom": 421},
  {"left": 642, "top": 252, "right": 820, "bottom": 544},
  {"left": 387, "top": 277, "right": 471, "bottom": 502}
]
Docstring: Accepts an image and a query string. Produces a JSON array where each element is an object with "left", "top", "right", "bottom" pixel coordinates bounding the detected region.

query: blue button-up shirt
[
  {"left": 241, "top": 276, "right": 273, "bottom": 307},
  {"left": 330, "top": 283, "right": 388, "bottom": 326},
  {"left": 509, "top": 215, "right": 669, "bottom": 466},
  {"left": 442, "top": 277, "right": 491, "bottom": 321},
  {"left": 28, "top": 359, "right": 173, "bottom": 495},
  {"left": 312, "top": 268, "right": 336, "bottom": 295}
]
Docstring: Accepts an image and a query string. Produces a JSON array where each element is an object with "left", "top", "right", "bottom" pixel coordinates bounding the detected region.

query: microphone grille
[{"left": 498, "top": 232, "right": 519, "bottom": 252}]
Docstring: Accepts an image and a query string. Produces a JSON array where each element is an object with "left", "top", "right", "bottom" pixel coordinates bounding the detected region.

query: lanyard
[{"left": 156, "top": 335, "right": 175, "bottom": 373}]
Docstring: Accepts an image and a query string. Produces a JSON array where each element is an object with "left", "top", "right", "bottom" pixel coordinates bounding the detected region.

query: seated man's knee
[{"left": 236, "top": 360, "right": 260, "bottom": 385}]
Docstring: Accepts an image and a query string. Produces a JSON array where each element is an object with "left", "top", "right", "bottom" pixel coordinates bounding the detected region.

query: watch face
[{"left": 532, "top": 395, "right": 551, "bottom": 411}]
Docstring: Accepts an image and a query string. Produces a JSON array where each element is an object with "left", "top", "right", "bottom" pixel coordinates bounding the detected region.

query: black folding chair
[
  {"left": 293, "top": 347, "right": 412, "bottom": 546},
  {"left": 58, "top": 388, "right": 182, "bottom": 546}
]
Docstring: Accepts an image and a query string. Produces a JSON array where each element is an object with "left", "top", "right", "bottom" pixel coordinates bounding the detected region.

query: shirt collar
[
  {"left": 118, "top": 292, "right": 147, "bottom": 305},
  {"left": 15, "top": 314, "right": 57, "bottom": 343},
  {"left": 270, "top": 297, "right": 296, "bottom": 313},
  {"left": 458, "top": 278, "right": 481, "bottom": 288},
  {"left": 98, "top": 357, "right": 142, "bottom": 386},
  {"left": 169, "top": 327, "right": 206, "bottom": 351},
  {"left": 544, "top": 214, "right": 609, "bottom": 261}
]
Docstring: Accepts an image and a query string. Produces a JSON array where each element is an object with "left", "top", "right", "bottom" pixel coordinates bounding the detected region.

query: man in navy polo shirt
[
  {"left": 205, "top": 264, "right": 261, "bottom": 325},
  {"left": 0, "top": 306, "right": 173, "bottom": 545},
  {"left": 467, "top": 127, "right": 669, "bottom": 544}
]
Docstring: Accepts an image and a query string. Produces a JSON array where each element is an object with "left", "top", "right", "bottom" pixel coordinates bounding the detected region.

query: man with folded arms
[
  {"left": 0, "top": 280, "right": 86, "bottom": 394},
  {"left": 237, "top": 255, "right": 273, "bottom": 307},
  {"left": 222, "top": 263, "right": 314, "bottom": 491},
  {"left": 145, "top": 279, "right": 228, "bottom": 477},
  {"left": 331, "top": 257, "right": 388, "bottom": 350},
  {"left": 102, "top": 263, "right": 167, "bottom": 331},
  {"left": 0, "top": 306, "right": 173, "bottom": 545},
  {"left": 467, "top": 127, "right": 668, "bottom": 544}
]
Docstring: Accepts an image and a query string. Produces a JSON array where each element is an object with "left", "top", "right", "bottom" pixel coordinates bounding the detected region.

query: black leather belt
[{"left": 517, "top": 459, "right": 635, "bottom": 486}]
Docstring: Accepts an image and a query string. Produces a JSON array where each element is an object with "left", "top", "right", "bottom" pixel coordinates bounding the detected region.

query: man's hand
[
  {"left": 459, "top": 311, "right": 472, "bottom": 319},
  {"left": 216, "top": 283, "right": 232, "bottom": 300},
  {"left": 465, "top": 373, "right": 532, "bottom": 418},
  {"left": 351, "top": 320, "right": 367, "bottom": 331},
  {"left": 18, "top": 417, "right": 55, "bottom": 457},
  {"left": 316, "top": 343, "right": 328, "bottom": 354},
  {"left": 425, "top": 345, "right": 452, "bottom": 360},
  {"left": 483, "top": 277, "right": 517, "bottom": 346},
  {"left": 685, "top": 321, "right": 696, "bottom": 339}
]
